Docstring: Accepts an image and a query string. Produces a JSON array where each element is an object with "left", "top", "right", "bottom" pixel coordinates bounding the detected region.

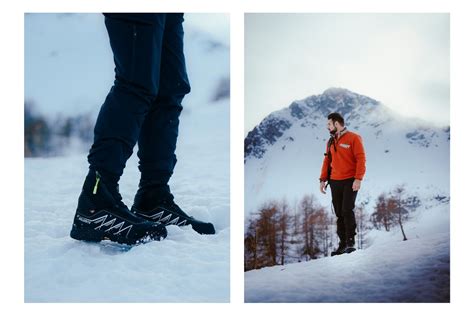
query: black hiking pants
[
  {"left": 87, "top": 13, "right": 191, "bottom": 186},
  {"left": 329, "top": 178, "right": 358, "bottom": 243}
]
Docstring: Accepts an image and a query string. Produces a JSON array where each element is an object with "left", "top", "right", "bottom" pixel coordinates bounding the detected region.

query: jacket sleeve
[
  {"left": 319, "top": 154, "right": 329, "bottom": 182},
  {"left": 353, "top": 135, "right": 366, "bottom": 180}
]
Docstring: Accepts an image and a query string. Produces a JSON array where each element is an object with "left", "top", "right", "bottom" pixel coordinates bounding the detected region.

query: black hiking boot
[
  {"left": 132, "top": 185, "right": 216, "bottom": 235},
  {"left": 70, "top": 170, "right": 167, "bottom": 245},
  {"left": 331, "top": 240, "right": 347, "bottom": 256},
  {"left": 344, "top": 237, "right": 356, "bottom": 254}
]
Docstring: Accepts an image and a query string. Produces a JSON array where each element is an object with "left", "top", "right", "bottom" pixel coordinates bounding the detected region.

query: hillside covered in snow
[{"left": 245, "top": 202, "right": 449, "bottom": 302}]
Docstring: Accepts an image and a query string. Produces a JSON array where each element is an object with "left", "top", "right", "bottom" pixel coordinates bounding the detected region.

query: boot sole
[
  {"left": 133, "top": 207, "right": 216, "bottom": 235},
  {"left": 70, "top": 223, "right": 166, "bottom": 245},
  {"left": 345, "top": 247, "right": 356, "bottom": 254}
]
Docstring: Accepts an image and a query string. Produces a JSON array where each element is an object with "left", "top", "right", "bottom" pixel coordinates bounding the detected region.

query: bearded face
[{"left": 327, "top": 119, "right": 337, "bottom": 135}]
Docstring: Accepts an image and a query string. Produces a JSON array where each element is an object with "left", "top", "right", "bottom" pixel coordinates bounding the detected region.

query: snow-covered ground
[
  {"left": 24, "top": 99, "right": 230, "bottom": 303},
  {"left": 245, "top": 203, "right": 449, "bottom": 302}
]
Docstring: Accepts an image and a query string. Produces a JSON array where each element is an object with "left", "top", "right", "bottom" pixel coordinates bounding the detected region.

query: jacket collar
[{"left": 336, "top": 127, "right": 348, "bottom": 139}]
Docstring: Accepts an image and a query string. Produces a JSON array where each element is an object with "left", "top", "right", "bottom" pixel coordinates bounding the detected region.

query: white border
[{"left": 2, "top": 0, "right": 473, "bottom": 314}]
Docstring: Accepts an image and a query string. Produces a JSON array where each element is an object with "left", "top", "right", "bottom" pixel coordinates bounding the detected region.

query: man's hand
[
  {"left": 352, "top": 179, "right": 361, "bottom": 191},
  {"left": 320, "top": 181, "right": 327, "bottom": 194}
]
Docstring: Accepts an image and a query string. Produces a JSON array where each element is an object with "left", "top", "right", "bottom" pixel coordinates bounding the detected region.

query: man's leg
[
  {"left": 342, "top": 178, "right": 358, "bottom": 250},
  {"left": 88, "top": 14, "right": 167, "bottom": 182},
  {"left": 136, "top": 13, "right": 190, "bottom": 190},
  {"left": 132, "top": 14, "right": 214, "bottom": 235},
  {"left": 136, "top": 13, "right": 191, "bottom": 193},
  {"left": 330, "top": 180, "right": 346, "bottom": 244}
]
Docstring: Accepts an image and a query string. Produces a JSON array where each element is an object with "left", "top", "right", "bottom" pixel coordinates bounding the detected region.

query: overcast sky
[{"left": 245, "top": 13, "right": 450, "bottom": 132}]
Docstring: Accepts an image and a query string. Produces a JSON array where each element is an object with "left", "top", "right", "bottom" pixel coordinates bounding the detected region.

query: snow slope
[
  {"left": 24, "top": 101, "right": 229, "bottom": 302},
  {"left": 245, "top": 203, "right": 449, "bottom": 302}
]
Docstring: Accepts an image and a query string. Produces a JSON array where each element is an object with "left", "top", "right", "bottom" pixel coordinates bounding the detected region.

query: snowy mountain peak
[
  {"left": 320, "top": 87, "right": 375, "bottom": 106},
  {"left": 318, "top": 87, "right": 380, "bottom": 114},
  {"left": 322, "top": 86, "right": 349, "bottom": 95},
  {"left": 245, "top": 87, "right": 450, "bottom": 163},
  {"left": 245, "top": 88, "right": 382, "bottom": 161}
]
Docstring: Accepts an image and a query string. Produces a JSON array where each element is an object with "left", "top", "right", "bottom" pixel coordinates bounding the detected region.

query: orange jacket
[{"left": 319, "top": 130, "right": 366, "bottom": 181}]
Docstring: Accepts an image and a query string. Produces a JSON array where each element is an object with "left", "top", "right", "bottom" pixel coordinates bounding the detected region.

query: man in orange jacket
[{"left": 319, "top": 112, "right": 366, "bottom": 255}]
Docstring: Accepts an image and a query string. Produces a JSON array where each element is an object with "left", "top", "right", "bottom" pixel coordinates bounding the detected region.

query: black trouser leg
[
  {"left": 137, "top": 13, "right": 191, "bottom": 189},
  {"left": 330, "top": 181, "right": 346, "bottom": 243},
  {"left": 342, "top": 180, "right": 358, "bottom": 239},
  {"left": 87, "top": 14, "right": 167, "bottom": 181},
  {"left": 330, "top": 178, "right": 358, "bottom": 242}
]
